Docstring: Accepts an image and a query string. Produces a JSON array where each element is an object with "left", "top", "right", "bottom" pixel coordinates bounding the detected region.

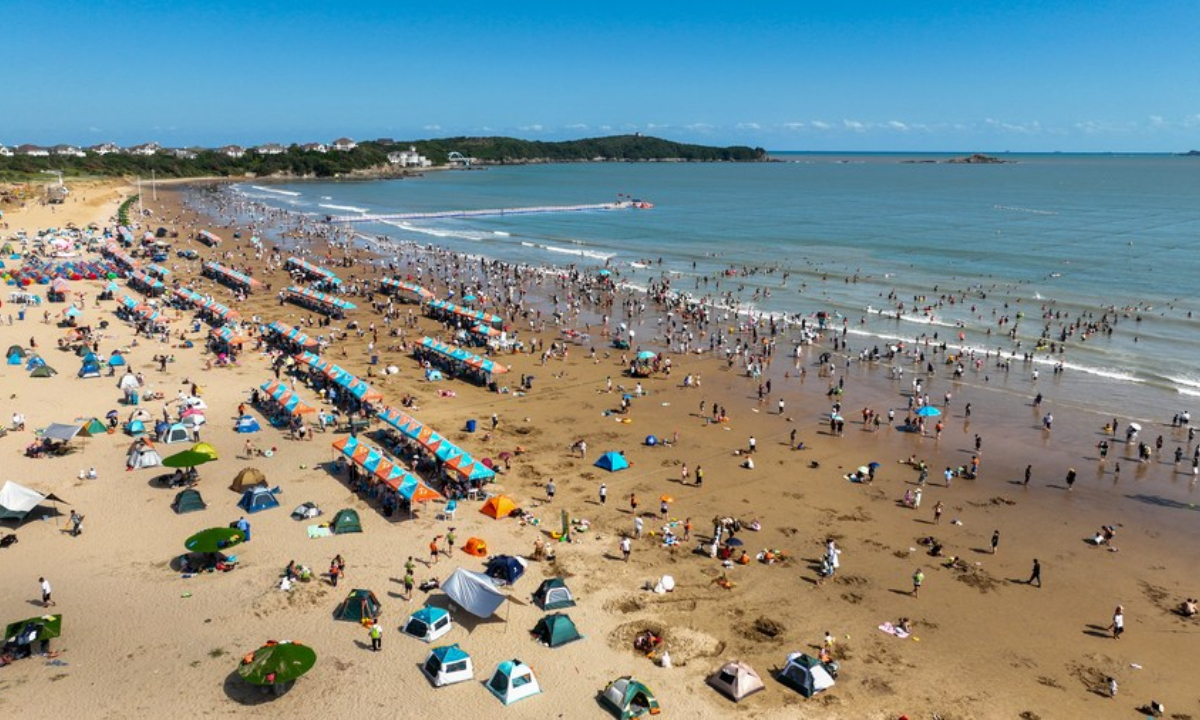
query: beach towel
[
  {"left": 878, "top": 622, "right": 910, "bottom": 639},
  {"left": 307, "top": 525, "right": 333, "bottom": 539}
]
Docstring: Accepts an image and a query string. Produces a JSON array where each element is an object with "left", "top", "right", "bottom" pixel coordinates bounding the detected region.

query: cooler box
[{"left": 465, "top": 419, "right": 477, "bottom": 433}]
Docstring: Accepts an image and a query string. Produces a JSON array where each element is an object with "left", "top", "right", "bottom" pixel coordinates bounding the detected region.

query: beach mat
[{"left": 307, "top": 525, "right": 332, "bottom": 539}]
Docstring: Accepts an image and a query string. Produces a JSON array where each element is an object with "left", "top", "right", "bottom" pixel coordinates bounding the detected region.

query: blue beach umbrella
[{"left": 915, "top": 406, "right": 942, "bottom": 417}]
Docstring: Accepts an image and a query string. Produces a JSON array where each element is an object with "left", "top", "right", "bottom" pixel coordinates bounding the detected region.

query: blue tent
[
  {"left": 485, "top": 555, "right": 527, "bottom": 585},
  {"left": 594, "top": 451, "right": 630, "bottom": 472},
  {"left": 235, "top": 415, "right": 262, "bottom": 433},
  {"left": 107, "top": 352, "right": 127, "bottom": 367},
  {"left": 238, "top": 486, "right": 279, "bottom": 513},
  {"left": 6, "top": 352, "right": 20, "bottom": 366},
  {"left": 125, "top": 419, "right": 147, "bottom": 436},
  {"left": 238, "top": 486, "right": 280, "bottom": 514},
  {"left": 78, "top": 353, "right": 101, "bottom": 378},
  {"left": 25, "top": 355, "right": 46, "bottom": 371}
]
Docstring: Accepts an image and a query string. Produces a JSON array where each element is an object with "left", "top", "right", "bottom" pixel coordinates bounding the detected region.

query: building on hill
[
  {"left": 387, "top": 146, "right": 432, "bottom": 168},
  {"left": 53, "top": 145, "right": 86, "bottom": 158},
  {"left": 255, "top": 143, "right": 286, "bottom": 155},
  {"left": 0, "top": 144, "right": 12, "bottom": 157},
  {"left": 16, "top": 145, "right": 50, "bottom": 157},
  {"left": 300, "top": 142, "right": 328, "bottom": 153},
  {"left": 331, "top": 137, "right": 357, "bottom": 152},
  {"left": 89, "top": 142, "right": 122, "bottom": 155},
  {"left": 128, "top": 142, "right": 162, "bottom": 156},
  {"left": 170, "top": 147, "right": 198, "bottom": 160},
  {"left": 219, "top": 145, "right": 246, "bottom": 158}
]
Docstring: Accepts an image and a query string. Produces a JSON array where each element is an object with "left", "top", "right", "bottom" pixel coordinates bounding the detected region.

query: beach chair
[{"left": 440, "top": 499, "right": 458, "bottom": 521}]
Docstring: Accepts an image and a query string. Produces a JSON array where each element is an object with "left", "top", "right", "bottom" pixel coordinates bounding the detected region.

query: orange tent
[
  {"left": 480, "top": 495, "right": 516, "bottom": 519},
  {"left": 463, "top": 537, "right": 488, "bottom": 556}
]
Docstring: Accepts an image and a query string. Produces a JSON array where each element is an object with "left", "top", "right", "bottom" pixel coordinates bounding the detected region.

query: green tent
[
  {"left": 30, "top": 365, "right": 57, "bottom": 378},
  {"left": 185, "top": 527, "right": 245, "bottom": 553},
  {"left": 600, "top": 676, "right": 660, "bottom": 719},
  {"left": 4, "top": 614, "right": 62, "bottom": 643},
  {"left": 237, "top": 641, "right": 316, "bottom": 687},
  {"left": 173, "top": 488, "right": 207, "bottom": 514},
  {"left": 333, "top": 589, "right": 381, "bottom": 623},
  {"left": 5, "top": 345, "right": 25, "bottom": 359},
  {"left": 330, "top": 508, "right": 362, "bottom": 535},
  {"left": 532, "top": 577, "right": 576, "bottom": 610},
  {"left": 532, "top": 613, "right": 582, "bottom": 648},
  {"left": 79, "top": 417, "right": 109, "bottom": 437}
]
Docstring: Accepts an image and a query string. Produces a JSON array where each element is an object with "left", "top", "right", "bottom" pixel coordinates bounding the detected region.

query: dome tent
[
  {"left": 172, "top": 488, "right": 207, "bottom": 514},
  {"left": 333, "top": 589, "right": 381, "bottom": 623},
  {"left": 532, "top": 577, "right": 576, "bottom": 611},
  {"left": 238, "top": 487, "right": 280, "bottom": 514},
  {"left": 485, "top": 555, "right": 527, "bottom": 585},
  {"left": 778, "top": 652, "right": 835, "bottom": 698},
  {"left": 401, "top": 606, "right": 453, "bottom": 643},
  {"left": 235, "top": 415, "right": 262, "bottom": 433},
  {"left": 594, "top": 451, "right": 629, "bottom": 472},
  {"left": 707, "top": 660, "right": 766, "bottom": 702},
  {"left": 600, "top": 676, "right": 660, "bottom": 719},
  {"left": 531, "top": 613, "right": 582, "bottom": 648},
  {"left": 422, "top": 644, "right": 473, "bottom": 687},
  {"left": 485, "top": 659, "right": 541, "bottom": 706}
]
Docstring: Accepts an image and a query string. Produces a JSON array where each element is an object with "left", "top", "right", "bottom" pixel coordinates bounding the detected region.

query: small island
[
  {"left": 1179, "top": 149, "right": 1200, "bottom": 156},
  {"left": 945, "top": 153, "right": 1008, "bottom": 164}
]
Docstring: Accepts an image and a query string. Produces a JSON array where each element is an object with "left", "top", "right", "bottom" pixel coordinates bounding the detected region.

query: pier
[{"left": 326, "top": 200, "right": 651, "bottom": 224}]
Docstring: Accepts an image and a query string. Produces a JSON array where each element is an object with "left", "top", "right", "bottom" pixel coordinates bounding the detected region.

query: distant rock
[
  {"left": 945, "top": 153, "right": 1008, "bottom": 164},
  {"left": 1179, "top": 149, "right": 1200, "bottom": 156}
]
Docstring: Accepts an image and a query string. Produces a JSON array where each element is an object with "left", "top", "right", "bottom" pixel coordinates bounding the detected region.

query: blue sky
[{"left": 5, "top": 1, "right": 1198, "bottom": 151}]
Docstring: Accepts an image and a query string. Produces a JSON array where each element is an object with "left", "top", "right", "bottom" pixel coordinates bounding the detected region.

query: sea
[{"left": 229, "top": 152, "right": 1200, "bottom": 424}]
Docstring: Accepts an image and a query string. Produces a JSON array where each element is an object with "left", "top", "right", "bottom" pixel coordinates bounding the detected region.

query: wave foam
[
  {"left": 319, "top": 203, "right": 369, "bottom": 213},
  {"left": 251, "top": 185, "right": 301, "bottom": 197}
]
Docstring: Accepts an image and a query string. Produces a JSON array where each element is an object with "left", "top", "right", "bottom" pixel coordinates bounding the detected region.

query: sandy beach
[{"left": 0, "top": 178, "right": 1198, "bottom": 720}]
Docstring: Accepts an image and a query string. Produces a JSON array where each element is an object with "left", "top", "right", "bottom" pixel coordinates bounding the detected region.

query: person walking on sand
[
  {"left": 546, "top": 478, "right": 556, "bottom": 501},
  {"left": 933, "top": 500, "right": 944, "bottom": 524},
  {"left": 369, "top": 620, "right": 382, "bottom": 652},
  {"left": 1108, "top": 605, "right": 1124, "bottom": 639},
  {"left": 683, "top": 517, "right": 692, "bottom": 541},
  {"left": 694, "top": 465, "right": 704, "bottom": 487},
  {"left": 328, "top": 560, "right": 340, "bottom": 587},
  {"left": 1024, "top": 464, "right": 1032, "bottom": 486},
  {"left": 630, "top": 493, "right": 638, "bottom": 514},
  {"left": 599, "top": 483, "right": 607, "bottom": 505},
  {"left": 1107, "top": 676, "right": 1118, "bottom": 698},
  {"left": 748, "top": 436, "right": 756, "bottom": 453},
  {"left": 991, "top": 530, "right": 1000, "bottom": 554},
  {"left": 1066, "top": 468, "right": 1077, "bottom": 491},
  {"left": 236, "top": 516, "right": 251, "bottom": 542},
  {"left": 911, "top": 569, "right": 924, "bottom": 598},
  {"left": 39, "top": 577, "right": 55, "bottom": 607},
  {"left": 1028, "top": 559, "right": 1042, "bottom": 587},
  {"left": 620, "top": 536, "right": 631, "bottom": 562},
  {"left": 634, "top": 516, "right": 644, "bottom": 539},
  {"left": 403, "top": 571, "right": 415, "bottom": 602},
  {"left": 429, "top": 536, "right": 441, "bottom": 565},
  {"left": 491, "top": 413, "right": 499, "bottom": 431}
]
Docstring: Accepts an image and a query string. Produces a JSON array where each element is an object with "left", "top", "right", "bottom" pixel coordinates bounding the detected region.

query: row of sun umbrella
[
  {"left": 210, "top": 325, "right": 247, "bottom": 346},
  {"left": 426, "top": 298, "right": 504, "bottom": 329},
  {"left": 292, "top": 352, "right": 382, "bottom": 402},
  {"left": 285, "top": 257, "right": 342, "bottom": 286},
  {"left": 172, "top": 287, "right": 240, "bottom": 322},
  {"left": 128, "top": 270, "right": 165, "bottom": 292},
  {"left": 259, "top": 380, "right": 317, "bottom": 416},
  {"left": 146, "top": 263, "right": 171, "bottom": 279},
  {"left": 419, "top": 337, "right": 509, "bottom": 375},
  {"left": 376, "top": 406, "right": 495, "bottom": 483},
  {"left": 380, "top": 277, "right": 435, "bottom": 301},
  {"left": 119, "top": 295, "right": 165, "bottom": 326},
  {"left": 203, "top": 261, "right": 262, "bottom": 292},
  {"left": 332, "top": 434, "right": 442, "bottom": 501},
  {"left": 284, "top": 286, "right": 357, "bottom": 313},
  {"left": 102, "top": 243, "right": 141, "bottom": 271},
  {"left": 265, "top": 321, "right": 319, "bottom": 349}
]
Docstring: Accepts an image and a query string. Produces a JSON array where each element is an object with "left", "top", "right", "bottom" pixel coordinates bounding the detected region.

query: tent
[
  {"left": 485, "top": 555, "right": 527, "bottom": 585},
  {"left": 708, "top": 661, "right": 766, "bottom": 702},
  {"left": 107, "top": 351, "right": 127, "bottom": 367},
  {"left": 594, "top": 451, "right": 630, "bottom": 472},
  {"left": 532, "top": 577, "right": 576, "bottom": 611},
  {"left": 333, "top": 589, "right": 381, "bottom": 623},
  {"left": 330, "top": 508, "right": 362, "bottom": 534},
  {"left": 79, "top": 417, "right": 108, "bottom": 436},
  {"left": 237, "top": 487, "right": 280, "bottom": 514},
  {"left": 126, "top": 443, "right": 162, "bottom": 469},
  {"left": 78, "top": 353, "right": 101, "bottom": 378},
  {"left": 291, "top": 502, "right": 322, "bottom": 520},
  {"left": 30, "top": 365, "right": 58, "bottom": 378},
  {"left": 234, "top": 415, "right": 262, "bottom": 433},
  {"left": 778, "top": 653, "right": 835, "bottom": 698},
  {"left": 422, "top": 644, "right": 473, "bottom": 687},
  {"left": 125, "top": 419, "right": 147, "bottom": 436},
  {"left": 0, "top": 481, "right": 67, "bottom": 523},
  {"left": 162, "top": 422, "right": 191, "bottom": 444},
  {"left": 26, "top": 355, "right": 46, "bottom": 371},
  {"left": 230, "top": 467, "right": 267, "bottom": 492},
  {"left": 173, "top": 488, "right": 207, "bottom": 514},
  {"left": 532, "top": 613, "right": 582, "bottom": 648},
  {"left": 442, "top": 568, "right": 506, "bottom": 618},
  {"left": 600, "top": 677, "right": 660, "bottom": 719},
  {"left": 486, "top": 659, "right": 541, "bottom": 706},
  {"left": 401, "top": 606, "right": 453, "bottom": 643},
  {"left": 463, "top": 537, "right": 488, "bottom": 557},
  {"left": 5, "top": 344, "right": 25, "bottom": 359},
  {"left": 6, "top": 351, "right": 20, "bottom": 366},
  {"left": 4, "top": 614, "right": 62, "bottom": 644},
  {"left": 480, "top": 495, "right": 516, "bottom": 519}
]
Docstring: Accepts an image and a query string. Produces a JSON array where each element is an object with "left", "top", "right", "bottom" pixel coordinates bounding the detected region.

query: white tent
[
  {"left": 422, "top": 644, "right": 473, "bottom": 687},
  {"left": 442, "top": 568, "right": 506, "bottom": 618},
  {"left": 127, "top": 446, "right": 163, "bottom": 469},
  {"left": 0, "top": 481, "right": 67, "bottom": 522}
]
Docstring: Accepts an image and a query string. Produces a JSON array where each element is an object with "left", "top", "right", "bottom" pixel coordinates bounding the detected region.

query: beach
[{"left": 0, "top": 176, "right": 1198, "bottom": 720}]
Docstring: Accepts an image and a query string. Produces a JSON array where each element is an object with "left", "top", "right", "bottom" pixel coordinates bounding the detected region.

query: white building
[
  {"left": 0, "top": 144, "right": 12, "bottom": 157},
  {"left": 170, "top": 147, "right": 198, "bottom": 160},
  {"left": 255, "top": 143, "right": 286, "bottom": 155},
  {"left": 16, "top": 145, "right": 50, "bottom": 157},
  {"left": 128, "top": 142, "right": 162, "bottom": 156},
  {"left": 218, "top": 145, "right": 246, "bottom": 158},
  {"left": 300, "top": 142, "right": 328, "bottom": 153},
  {"left": 53, "top": 144, "right": 87, "bottom": 158},
  {"left": 387, "top": 146, "right": 432, "bottom": 168},
  {"left": 331, "top": 137, "right": 357, "bottom": 152},
  {"left": 89, "top": 142, "right": 122, "bottom": 155}
]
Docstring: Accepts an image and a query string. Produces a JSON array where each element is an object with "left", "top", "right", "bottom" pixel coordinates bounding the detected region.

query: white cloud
[
  {"left": 88, "top": 126, "right": 102, "bottom": 133},
  {"left": 646, "top": 123, "right": 671, "bottom": 130},
  {"left": 599, "top": 125, "right": 612, "bottom": 132},
  {"left": 518, "top": 124, "right": 545, "bottom": 133},
  {"left": 565, "top": 123, "right": 589, "bottom": 130},
  {"left": 423, "top": 124, "right": 441, "bottom": 131},
  {"left": 843, "top": 119, "right": 868, "bottom": 132},
  {"left": 685, "top": 123, "right": 714, "bottom": 132},
  {"left": 886, "top": 120, "right": 908, "bottom": 131},
  {"left": 782, "top": 122, "right": 806, "bottom": 130},
  {"left": 984, "top": 118, "right": 1042, "bottom": 134},
  {"left": 810, "top": 120, "right": 832, "bottom": 130},
  {"left": 736, "top": 122, "right": 761, "bottom": 131}
]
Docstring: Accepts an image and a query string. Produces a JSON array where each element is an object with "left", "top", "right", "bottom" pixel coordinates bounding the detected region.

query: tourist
[
  {"left": 1108, "top": 605, "right": 1124, "bottom": 639},
  {"left": 620, "top": 536, "right": 631, "bottom": 562},
  {"left": 911, "top": 569, "right": 924, "bottom": 598},
  {"left": 39, "top": 577, "right": 54, "bottom": 607},
  {"left": 1028, "top": 559, "right": 1042, "bottom": 588}
]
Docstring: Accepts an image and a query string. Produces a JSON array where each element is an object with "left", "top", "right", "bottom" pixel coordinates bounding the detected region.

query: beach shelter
[
  {"left": 79, "top": 417, "right": 108, "bottom": 437},
  {"left": 162, "top": 448, "right": 213, "bottom": 469},
  {"left": 238, "top": 487, "right": 280, "bottom": 514},
  {"left": 0, "top": 481, "right": 67, "bottom": 523},
  {"left": 531, "top": 613, "right": 582, "bottom": 648},
  {"left": 778, "top": 652, "right": 835, "bottom": 698},
  {"left": 230, "top": 467, "right": 267, "bottom": 492},
  {"left": 42, "top": 423, "right": 82, "bottom": 445},
  {"left": 6, "top": 350, "right": 21, "bottom": 365},
  {"left": 422, "top": 644, "right": 473, "bottom": 687},
  {"left": 234, "top": 415, "right": 262, "bottom": 433},
  {"left": 331, "top": 508, "right": 362, "bottom": 534},
  {"left": 77, "top": 353, "right": 101, "bottom": 378},
  {"left": 237, "top": 641, "right": 316, "bottom": 694},
  {"left": 402, "top": 606, "right": 453, "bottom": 643},
  {"left": 162, "top": 422, "right": 191, "bottom": 444},
  {"left": 184, "top": 527, "right": 245, "bottom": 553},
  {"left": 463, "top": 537, "right": 489, "bottom": 557},
  {"left": 333, "top": 589, "right": 381, "bottom": 623},
  {"left": 107, "top": 351, "right": 127, "bottom": 367},
  {"left": 172, "top": 488, "right": 207, "bottom": 514},
  {"left": 480, "top": 495, "right": 516, "bottom": 519},
  {"left": 594, "top": 451, "right": 630, "bottom": 472},
  {"left": 485, "top": 555, "right": 527, "bottom": 586},
  {"left": 4, "top": 614, "right": 62, "bottom": 645},
  {"left": 600, "top": 676, "right": 660, "bottom": 718},
  {"left": 442, "top": 568, "right": 506, "bottom": 619},
  {"left": 26, "top": 355, "right": 46, "bottom": 371},
  {"left": 30, "top": 365, "right": 57, "bottom": 378},
  {"left": 5, "top": 345, "right": 24, "bottom": 360},
  {"left": 486, "top": 659, "right": 541, "bottom": 706},
  {"left": 532, "top": 577, "right": 576, "bottom": 611},
  {"left": 126, "top": 441, "right": 162, "bottom": 469},
  {"left": 708, "top": 661, "right": 766, "bottom": 702}
]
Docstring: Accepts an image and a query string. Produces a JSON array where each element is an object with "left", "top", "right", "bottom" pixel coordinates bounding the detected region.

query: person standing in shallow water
[{"left": 1065, "top": 468, "right": 1077, "bottom": 490}]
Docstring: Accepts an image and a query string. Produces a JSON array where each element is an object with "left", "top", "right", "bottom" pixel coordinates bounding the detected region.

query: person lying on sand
[{"left": 1179, "top": 598, "right": 1197, "bottom": 617}]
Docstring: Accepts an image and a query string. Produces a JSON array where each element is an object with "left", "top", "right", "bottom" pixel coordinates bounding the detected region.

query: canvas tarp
[
  {"left": 0, "top": 481, "right": 67, "bottom": 522},
  {"left": 442, "top": 568, "right": 506, "bottom": 618},
  {"left": 42, "top": 423, "right": 82, "bottom": 442}
]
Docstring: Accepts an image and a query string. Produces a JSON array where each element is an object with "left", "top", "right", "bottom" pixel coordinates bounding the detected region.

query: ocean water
[{"left": 234, "top": 153, "right": 1200, "bottom": 421}]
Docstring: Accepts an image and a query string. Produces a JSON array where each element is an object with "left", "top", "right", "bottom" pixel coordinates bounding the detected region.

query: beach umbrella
[
  {"left": 725, "top": 538, "right": 745, "bottom": 547},
  {"left": 659, "top": 495, "right": 674, "bottom": 504},
  {"left": 191, "top": 442, "right": 219, "bottom": 460},
  {"left": 868, "top": 462, "right": 882, "bottom": 469},
  {"left": 4, "top": 614, "right": 62, "bottom": 642},
  {"left": 184, "top": 527, "right": 244, "bottom": 553},
  {"left": 915, "top": 406, "right": 941, "bottom": 417},
  {"left": 163, "top": 449, "right": 215, "bottom": 469},
  {"left": 237, "top": 641, "right": 317, "bottom": 688},
  {"left": 1128, "top": 422, "right": 1142, "bottom": 432}
]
